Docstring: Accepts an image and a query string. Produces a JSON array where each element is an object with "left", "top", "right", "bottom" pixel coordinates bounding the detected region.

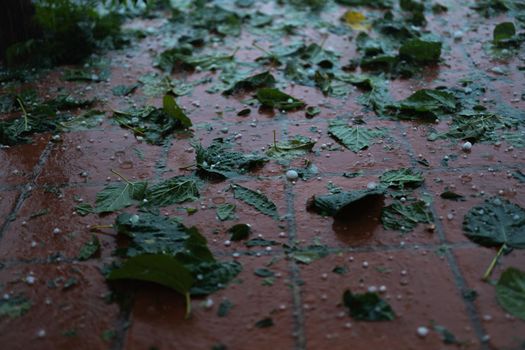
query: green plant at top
[{"left": 6, "top": 0, "right": 123, "bottom": 66}]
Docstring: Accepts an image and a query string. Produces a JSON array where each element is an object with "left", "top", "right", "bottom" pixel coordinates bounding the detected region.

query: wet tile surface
[{"left": 1, "top": 0, "right": 525, "bottom": 349}]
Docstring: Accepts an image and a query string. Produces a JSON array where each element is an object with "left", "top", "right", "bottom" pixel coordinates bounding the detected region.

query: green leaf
[
  {"left": 223, "top": 71, "right": 276, "bottom": 95},
  {"left": 255, "top": 317, "right": 274, "bottom": 328},
  {"left": 328, "top": 119, "right": 383, "bottom": 152},
  {"left": 287, "top": 245, "right": 330, "bottom": 264},
  {"left": 254, "top": 268, "right": 275, "bottom": 278},
  {"left": 440, "top": 191, "right": 465, "bottom": 201},
  {"left": 380, "top": 168, "right": 424, "bottom": 189},
  {"left": 308, "top": 189, "right": 384, "bottom": 218},
  {"left": 216, "top": 204, "right": 236, "bottom": 221},
  {"left": 78, "top": 235, "right": 100, "bottom": 261},
  {"left": 512, "top": 170, "right": 525, "bottom": 183},
  {"left": 381, "top": 200, "right": 433, "bottom": 233},
  {"left": 95, "top": 181, "right": 147, "bottom": 213},
  {"left": 463, "top": 197, "right": 525, "bottom": 248},
  {"left": 388, "top": 89, "right": 457, "bottom": 120},
  {"left": 75, "top": 203, "right": 95, "bottom": 216},
  {"left": 107, "top": 254, "right": 194, "bottom": 296},
  {"left": 399, "top": 39, "right": 442, "bottom": 63},
  {"left": 0, "top": 296, "right": 31, "bottom": 319},
  {"left": 217, "top": 299, "right": 233, "bottom": 317},
  {"left": 232, "top": 184, "right": 279, "bottom": 219},
  {"left": 432, "top": 324, "right": 461, "bottom": 344},
  {"left": 255, "top": 88, "right": 305, "bottom": 110},
  {"left": 145, "top": 176, "right": 199, "bottom": 207},
  {"left": 493, "top": 22, "right": 516, "bottom": 42},
  {"left": 244, "top": 238, "right": 279, "bottom": 247},
  {"left": 496, "top": 267, "right": 525, "bottom": 320},
  {"left": 228, "top": 224, "right": 252, "bottom": 241},
  {"left": 195, "top": 138, "right": 267, "bottom": 178},
  {"left": 163, "top": 94, "right": 192, "bottom": 128},
  {"left": 114, "top": 213, "right": 205, "bottom": 258},
  {"left": 189, "top": 261, "right": 242, "bottom": 296},
  {"left": 343, "top": 290, "right": 395, "bottom": 321},
  {"left": 266, "top": 136, "right": 316, "bottom": 159},
  {"left": 112, "top": 84, "right": 139, "bottom": 96}
]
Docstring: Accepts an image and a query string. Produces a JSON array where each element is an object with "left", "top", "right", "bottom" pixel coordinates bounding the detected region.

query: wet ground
[{"left": 1, "top": 0, "right": 525, "bottom": 349}]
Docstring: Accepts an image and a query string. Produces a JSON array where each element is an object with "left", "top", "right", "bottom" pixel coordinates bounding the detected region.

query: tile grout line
[
  {"left": 396, "top": 122, "right": 491, "bottom": 349},
  {"left": 0, "top": 141, "right": 53, "bottom": 242},
  {"left": 285, "top": 180, "right": 307, "bottom": 350},
  {"left": 282, "top": 118, "right": 307, "bottom": 350},
  {"left": 0, "top": 240, "right": 481, "bottom": 268}
]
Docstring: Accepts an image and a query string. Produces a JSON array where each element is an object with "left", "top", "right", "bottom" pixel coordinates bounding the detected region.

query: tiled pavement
[{"left": 1, "top": 1, "right": 525, "bottom": 349}]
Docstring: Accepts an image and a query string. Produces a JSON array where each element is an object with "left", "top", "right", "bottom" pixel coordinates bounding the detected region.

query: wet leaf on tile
[
  {"left": 255, "top": 317, "right": 274, "bottom": 328},
  {"left": 266, "top": 135, "right": 315, "bottom": 159},
  {"left": 0, "top": 296, "right": 31, "bottom": 319},
  {"left": 255, "top": 88, "right": 305, "bottom": 110},
  {"left": 228, "top": 224, "right": 252, "bottom": 241},
  {"left": 217, "top": 299, "right": 233, "bottom": 317},
  {"left": 381, "top": 200, "right": 433, "bottom": 233},
  {"left": 343, "top": 290, "right": 395, "bottom": 321},
  {"left": 328, "top": 119, "right": 384, "bottom": 152},
  {"left": 380, "top": 168, "right": 424, "bottom": 189},
  {"left": 496, "top": 267, "right": 525, "bottom": 320},
  {"left": 95, "top": 180, "right": 148, "bottom": 213},
  {"left": 216, "top": 203, "right": 236, "bottom": 221},
  {"left": 78, "top": 235, "right": 100, "bottom": 261},
  {"left": 223, "top": 71, "right": 276, "bottom": 95},
  {"left": 308, "top": 189, "right": 384, "bottom": 218},
  {"left": 231, "top": 184, "right": 279, "bottom": 219},
  {"left": 144, "top": 176, "right": 199, "bottom": 207},
  {"left": 195, "top": 138, "right": 267, "bottom": 179},
  {"left": 463, "top": 197, "right": 525, "bottom": 248}
]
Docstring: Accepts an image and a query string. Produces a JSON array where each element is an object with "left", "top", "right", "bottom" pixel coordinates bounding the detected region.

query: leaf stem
[
  {"left": 16, "top": 98, "right": 29, "bottom": 131},
  {"left": 179, "top": 163, "right": 196, "bottom": 170},
  {"left": 482, "top": 244, "right": 506, "bottom": 281},
  {"left": 111, "top": 169, "right": 132, "bottom": 184},
  {"left": 184, "top": 292, "right": 191, "bottom": 319},
  {"left": 90, "top": 224, "right": 114, "bottom": 231}
]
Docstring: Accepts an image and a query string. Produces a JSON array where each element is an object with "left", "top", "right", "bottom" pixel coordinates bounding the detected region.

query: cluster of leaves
[
  {"left": 6, "top": 0, "right": 125, "bottom": 66},
  {"left": 112, "top": 94, "right": 191, "bottom": 144},
  {"left": 0, "top": 94, "right": 94, "bottom": 145},
  {"left": 308, "top": 167, "right": 432, "bottom": 233},
  {"left": 108, "top": 212, "right": 242, "bottom": 302}
]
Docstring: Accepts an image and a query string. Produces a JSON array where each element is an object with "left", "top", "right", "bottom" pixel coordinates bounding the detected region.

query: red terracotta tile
[
  {"left": 453, "top": 247, "right": 525, "bottom": 349},
  {"left": 0, "top": 136, "right": 49, "bottom": 186},
  {"left": 0, "top": 262, "right": 120, "bottom": 350},
  {"left": 424, "top": 171, "right": 525, "bottom": 243},
  {"left": 403, "top": 123, "right": 525, "bottom": 170},
  {"left": 0, "top": 191, "right": 19, "bottom": 224},
  {"left": 286, "top": 119, "right": 411, "bottom": 175},
  {"left": 299, "top": 250, "right": 480, "bottom": 350},
  {"left": 0, "top": 186, "right": 117, "bottom": 261},
  {"left": 124, "top": 255, "right": 295, "bottom": 350},
  {"left": 36, "top": 131, "right": 160, "bottom": 186}
]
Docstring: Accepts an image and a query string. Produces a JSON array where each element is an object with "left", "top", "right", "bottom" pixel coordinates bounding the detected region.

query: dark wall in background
[{"left": 0, "top": 0, "right": 41, "bottom": 60}]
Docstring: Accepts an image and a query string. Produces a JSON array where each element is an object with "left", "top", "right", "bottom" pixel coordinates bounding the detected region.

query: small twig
[
  {"left": 111, "top": 169, "right": 132, "bottom": 184},
  {"left": 482, "top": 244, "right": 506, "bottom": 281},
  {"left": 273, "top": 130, "right": 278, "bottom": 150}
]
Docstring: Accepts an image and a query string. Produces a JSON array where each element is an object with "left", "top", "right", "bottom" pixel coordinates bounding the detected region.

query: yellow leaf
[{"left": 343, "top": 11, "right": 370, "bottom": 31}]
